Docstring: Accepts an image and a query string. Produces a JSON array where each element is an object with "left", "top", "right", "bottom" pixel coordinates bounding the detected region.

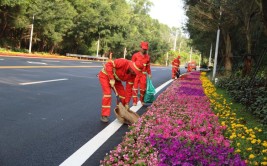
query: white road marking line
[
  {"left": 19, "top": 78, "right": 68, "bottom": 85},
  {"left": 0, "top": 58, "right": 4, "bottom": 60},
  {"left": 154, "top": 79, "right": 173, "bottom": 93},
  {"left": 59, "top": 79, "right": 173, "bottom": 166},
  {"left": 80, "top": 61, "right": 92, "bottom": 64},
  {"left": 42, "top": 60, "right": 60, "bottom": 62},
  {"left": 27, "top": 61, "right": 47, "bottom": 65}
]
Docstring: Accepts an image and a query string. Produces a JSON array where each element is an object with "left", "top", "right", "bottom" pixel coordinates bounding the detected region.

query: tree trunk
[
  {"left": 0, "top": 11, "right": 8, "bottom": 39},
  {"left": 246, "top": 26, "right": 252, "bottom": 54},
  {"left": 242, "top": 54, "right": 252, "bottom": 76},
  {"left": 16, "top": 40, "right": 21, "bottom": 49},
  {"left": 262, "top": 0, "right": 267, "bottom": 36},
  {"left": 224, "top": 33, "right": 233, "bottom": 75},
  {"left": 49, "top": 45, "right": 55, "bottom": 54},
  {"left": 242, "top": 4, "right": 255, "bottom": 76}
]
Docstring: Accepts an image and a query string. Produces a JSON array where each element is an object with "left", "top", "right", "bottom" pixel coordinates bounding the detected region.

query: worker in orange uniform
[
  {"left": 131, "top": 41, "right": 152, "bottom": 106},
  {"left": 187, "top": 62, "right": 192, "bottom": 72},
  {"left": 98, "top": 58, "right": 143, "bottom": 123},
  {"left": 171, "top": 55, "right": 181, "bottom": 79}
]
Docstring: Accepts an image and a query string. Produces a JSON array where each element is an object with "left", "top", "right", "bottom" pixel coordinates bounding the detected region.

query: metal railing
[{"left": 66, "top": 53, "right": 108, "bottom": 61}]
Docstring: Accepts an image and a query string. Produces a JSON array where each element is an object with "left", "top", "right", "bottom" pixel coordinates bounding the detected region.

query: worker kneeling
[{"left": 98, "top": 58, "right": 143, "bottom": 123}]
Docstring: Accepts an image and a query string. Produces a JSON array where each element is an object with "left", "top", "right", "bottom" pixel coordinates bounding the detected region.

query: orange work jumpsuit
[
  {"left": 172, "top": 58, "right": 180, "bottom": 79},
  {"left": 187, "top": 63, "right": 192, "bottom": 72},
  {"left": 131, "top": 52, "right": 151, "bottom": 104},
  {"left": 98, "top": 59, "right": 135, "bottom": 116}
]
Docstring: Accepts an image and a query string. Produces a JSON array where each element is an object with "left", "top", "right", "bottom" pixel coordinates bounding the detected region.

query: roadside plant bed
[
  {"left": 100, "top": 72, "right": 245, "bottom": 166},
  {"left": 216, "top": 75, "right": 267, "bottom": 125},
  {"left": 201, "top": 72, "right": 267, "bottom": 166}
]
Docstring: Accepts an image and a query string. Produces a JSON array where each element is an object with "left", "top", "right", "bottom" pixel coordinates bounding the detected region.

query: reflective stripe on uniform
[
  {"left": 128, "top": 82, "right": 134, "bottom": 84},
  {"left": 102, "top": 105, "right": 111, "bottom": 108},
  {"left": 133, "top": 88, "right": 138, "bottom": 91},
  {"left": 102, "top": 64, "right": 120, "bottom": 81},
  {"left": 103, "top": 95, "right": 111, "bottom": 98},
  {"left": 111, "top": 61, "right": 115, "bottom": 67},
  {"left": 119, "top": 95, "right": 125, "bottom": 99},
  {"left": 101, "top": 68, "right": 108, "bottom": 75},
  {"left": 109, "top": 61, "right": 120, "bottom": 81},
  {"left": 133, "top": 63, "right": 141, "bottom": 71},
  {"left": 113, "top": 72, "right": 120, "bottom": 81}
]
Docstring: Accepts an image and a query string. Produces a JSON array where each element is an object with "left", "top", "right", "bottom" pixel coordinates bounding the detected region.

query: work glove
[
  {"left": 148, "top": 74, "right": 152, "bottom": 79},
  {"left": 109, "top": 79, "right": 115, "bottom": 87}
]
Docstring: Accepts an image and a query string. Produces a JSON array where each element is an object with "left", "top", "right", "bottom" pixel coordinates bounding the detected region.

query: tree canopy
[
  {"left": 0, "top": 0, "right": 181, "bottom": 64},
  {"left": 184, "top": 0, "right": 267, "bottom": 75}
]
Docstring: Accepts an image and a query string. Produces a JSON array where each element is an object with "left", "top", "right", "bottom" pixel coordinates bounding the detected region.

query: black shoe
[{"left": 100, "top": 116, "right": 109, "bottom": 123}]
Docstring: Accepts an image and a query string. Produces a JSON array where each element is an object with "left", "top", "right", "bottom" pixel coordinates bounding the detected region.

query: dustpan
[{"left": 114, "top": 103, "right": 140, "bottom": 125}]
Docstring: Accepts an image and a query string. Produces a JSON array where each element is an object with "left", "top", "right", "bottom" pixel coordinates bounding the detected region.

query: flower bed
[
  {"left": 201, "top": 72, "right": 267, "bottom": 166},
  {"left": 100, "top": 72, "right": 245, "bottom": 165}
]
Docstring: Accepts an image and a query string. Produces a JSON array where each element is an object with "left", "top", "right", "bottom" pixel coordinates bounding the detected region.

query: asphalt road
[{"left": 0, "top": 56, "right": 186, "bottom": 166}]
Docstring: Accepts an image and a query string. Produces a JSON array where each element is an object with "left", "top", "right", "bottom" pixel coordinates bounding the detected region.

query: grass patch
[{"left": 216, "top": 87, "right": 267, "bottom": 142}]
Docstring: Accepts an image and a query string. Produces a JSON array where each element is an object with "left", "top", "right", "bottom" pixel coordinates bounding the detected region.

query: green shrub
[
  {"left": 12, "top": 47, "right": 28, "bottom": 53},
  {"left": 216, "top": 75, "right": 267, "bottom": 125}
]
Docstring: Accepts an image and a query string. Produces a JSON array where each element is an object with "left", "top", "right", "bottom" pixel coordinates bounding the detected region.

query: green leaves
[
  {"left": 184, "top": 0, "right": 266, "bottom": 74},
  {"left": 33, "top": 0, "right": 77, "bottom": 43},
  {"left": 217, "top": 75, "right": 267, "bottom": 125},
  {"left": 0, "top": 0, "right": 174, "bottom": 63}
]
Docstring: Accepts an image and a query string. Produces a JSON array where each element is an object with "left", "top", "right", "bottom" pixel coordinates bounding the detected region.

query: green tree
[
  {"left": 0, "top": 0, "right": 31, "bottom": 48},
  {"left": 184, "top": 0, "right": 265, "bottom": 75},
  {"left": 28, "top": 0, "right": 77, "bottom": 53}
]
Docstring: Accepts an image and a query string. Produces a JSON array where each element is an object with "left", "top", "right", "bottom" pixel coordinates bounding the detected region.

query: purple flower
[{"left": 148, "top": 135, "right": 245, "bottom": 166}]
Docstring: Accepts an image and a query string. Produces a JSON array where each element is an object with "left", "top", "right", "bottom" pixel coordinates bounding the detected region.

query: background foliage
[
  {"left": 184, "top": 0, "right": 267, "bottom": 75},
  {"left": 0, "top": 0, "right": 195, "bottom": 65}
]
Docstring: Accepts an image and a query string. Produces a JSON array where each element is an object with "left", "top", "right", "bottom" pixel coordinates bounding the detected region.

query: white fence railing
[{"left": 66, "top": 53, "right": 108, "bottom": 61}]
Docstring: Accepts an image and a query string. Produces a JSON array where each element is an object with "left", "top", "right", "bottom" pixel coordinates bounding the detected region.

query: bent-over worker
[{"left": 98, "top": 58, "right": 143, "bottom": 122}]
